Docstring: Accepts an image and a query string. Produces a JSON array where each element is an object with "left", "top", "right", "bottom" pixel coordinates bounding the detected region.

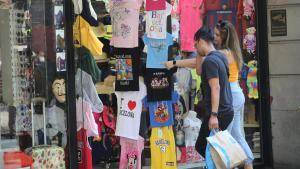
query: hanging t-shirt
[
  {"left": 76, "top": 97, "right": 99, "bottom": 138},
  {"left": 73, "top": 16, "right": 103, "bottom": 56},
  {"left": 173, "top": 96, "right": 187, "bottom": 147},
  {"left": 203, "top": 0, "right": 240, "bottom": 37},
  {"left": 145, "top": 0, "right": 166, "bottom": 11},
  {"left": 150, "top": 126, "right": 177, "bottom": 169},
  {"left": 115, "top": 79, "right": 147, "bottom": 140},
  {"left": 177, "top": 0, "right": 204, "bottom": 51},
  {"left": 109, "top": 0, "right": 143, "bottom": 48},
  {"left": 114, "top": 48, "right": 140, "bottom": 91},
  {"left": 72, "top": 0, "right": 98, "bottom": 26},
  {"left": 119, "top": 136, "right": 144, "bottom": 169},
  {"left": 145, "top": 68, "right": 177, "bottom": 101},
  {"left": 146, "top": 2, "right": 172, "bottom": 39},
  {"left": 143, "top": 92, "right": 179, "bottom": 127},
  {"left": 171, "top": 17, "right": 179, "bottom": 41},
  {"left": 75, "top": 69, "right": 103, "bottom": 113},
  {"left": 143, "top": 33, "right": 173, "bottom": 68}
]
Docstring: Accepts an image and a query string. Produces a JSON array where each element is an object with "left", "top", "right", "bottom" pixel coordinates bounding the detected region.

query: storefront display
[{"left": 0, "top": 0, "right": 271, "bottom": 168}]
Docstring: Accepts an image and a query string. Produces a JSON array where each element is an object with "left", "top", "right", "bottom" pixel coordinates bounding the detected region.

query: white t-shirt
[
  {"left": 146, "top": 2, "right": 172, "bottom": 39},
  {"left": 115, "top": 79, "right": 147, "bottom": 140},
  {"left": 183, "top": 111, "right": 201, "bottom": 146},
  {"left": 171, "top": 17, "right": 179, "bottom": 41}
]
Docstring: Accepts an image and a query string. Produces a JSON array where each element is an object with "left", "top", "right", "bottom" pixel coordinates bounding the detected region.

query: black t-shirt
[
  {"left": 201, "top": 51, "right": 233, "bottom": 115},
  {"left": 114, "top": 48, "right": 140, "bottom": 91},
  {"left": 145, "top": 68, "right": 177, "bottom": 102}
]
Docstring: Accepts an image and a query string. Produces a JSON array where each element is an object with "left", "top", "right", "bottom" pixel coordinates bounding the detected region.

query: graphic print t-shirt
[
  {"left": 146, "top": 2, "right": 172, "bottom": 39},
  {"left": 114, "top": 48, "right": 140, "bottom": 91},
  {"left": 150, "top": 126, "right": 177, "bottom": 169},
  {"left": 119, "top": 136, "right": 144, "bottom": 169},
  {"left": 145, "top": 0, "right": 166, "bottom": 11},
  {"left": 143, "top": 92, "right": 179, "bottom": 127},
  {"left": 115, "top": 80, "right": 147, "bottom": 140},
  {"left": 145, "top": 68, "right": 177, "bottom": 101},
  {"left": 109, "top": 0, "right": 143, "bottom": 48},
  {"left": 143, "top": 33, "right": 173, "bottom": 68}
]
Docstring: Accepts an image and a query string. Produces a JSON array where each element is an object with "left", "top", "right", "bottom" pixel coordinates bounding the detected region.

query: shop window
[{"left": 0, "top": 0, "right": 68, "bottom": 168}]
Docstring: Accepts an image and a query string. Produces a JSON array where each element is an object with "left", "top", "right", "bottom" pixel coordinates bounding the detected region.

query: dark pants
[{"left": 195, "top": 112, "right": 233, "bottom": 157}]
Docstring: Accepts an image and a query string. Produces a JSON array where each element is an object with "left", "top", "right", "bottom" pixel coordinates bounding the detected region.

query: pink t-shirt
[
  {"left": 76, "top": 97, "right": 98, "bottom": 138},
  {"left": 109, "top": 0, "right": 143, "bottom": 48},
  {"left": 119, "top": 136, "right": 145, "bottom": 169},
  {"left": 177, "top": 0, "right": 204, "bottom": 51},
  {"left": 145, "top": 0, "right": 166, "bottom": 11}
]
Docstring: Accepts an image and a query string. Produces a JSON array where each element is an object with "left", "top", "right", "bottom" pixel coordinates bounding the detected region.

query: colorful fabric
[
  {"left": 32, "top": 146, "right": 65, "bottom": 169},
  {"left": 191, "top": 69, "right": 201, "bottom": 104},
  {"left": 145, "top": 92, "right": 179, "bottom": 127},
  {"left": 150, "top": 126, "right": 177, "bottom": 169},
  {"left": 109, "top": 0, "right": 143, "bottom": 48},
  {"left": 77, "top": 128, "right": 93, "bottom": 169},
  {"left": 247, "top": 60, "right": 258, "bottom": 99},
  {"left": 146, "top": 2, "right": 172, "bottom": 39},
  {"left": 243, "top": 0, "right": 254, "bottom": 18},
  {"left": 114, "top": 48, "right": 140, "bottom": 91},
  {"left": 145, "top": 68, "right": 177, "bottom": 101},
  {"left": 143, "top": 33, "right": 173, "bottom": 68},
  {"left": 76, "top": 97, "right": 99, "bottom": 138},
  {"left": 186, "top": 146, "right": 204, "bottom": 162},
  {"left": 243, "top": 27, "right": 256, "bottom": 54},
  {"left": 119, "top": 136, "right": 144, "bottom": 169},
  {"left": 115, "top": 79, "right": 147, "bottom": 140},
  {"left": 145, "top": 0, "right": 166, "bottom": 11},
  {"left": 177, "top": 0, "right": 204, "bottom": 51},
  {"left": 73, "top": 16, "right": 103, "bottom": 56}
]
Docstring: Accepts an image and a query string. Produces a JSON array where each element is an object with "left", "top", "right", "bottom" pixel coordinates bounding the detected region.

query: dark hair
[
  {"left": 215, "top": 20, "right": 243, "bottom": 70},
  {"left": 194, "top": 26, "right": 214, "bottom": 43}
]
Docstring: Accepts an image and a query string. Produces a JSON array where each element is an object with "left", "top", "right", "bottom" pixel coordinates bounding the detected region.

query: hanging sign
[{"left": 270, "top": 9, "right": 287, "bottom": 37}]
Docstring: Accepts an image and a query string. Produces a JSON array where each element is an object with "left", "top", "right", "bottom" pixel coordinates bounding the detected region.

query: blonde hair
[{"left": 215, "top": 20, "right": 243, "bottom": 70}]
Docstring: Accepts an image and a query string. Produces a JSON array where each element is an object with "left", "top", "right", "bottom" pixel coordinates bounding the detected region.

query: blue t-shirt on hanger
[
  {"left": 143, "top": 91, "right": 179, "bottom": 127},
  {"left": 143, "top": 33, "right": 173, "bottom": 68}
]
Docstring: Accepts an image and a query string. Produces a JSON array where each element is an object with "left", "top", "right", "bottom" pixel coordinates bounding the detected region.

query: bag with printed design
[
  {"left": 207, "top": 130, "right": 247, "bottom": 169},
  {"left": 31, "top": 97, "right": 65, "bottom": 169}
]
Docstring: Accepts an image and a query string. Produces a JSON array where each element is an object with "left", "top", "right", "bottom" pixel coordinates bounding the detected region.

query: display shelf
[
  {"left": 254, "top": 152, "right": 261, "bottom": 159},
  {"left": 244, "top": 123, "right": 260, "bottom": 128}
]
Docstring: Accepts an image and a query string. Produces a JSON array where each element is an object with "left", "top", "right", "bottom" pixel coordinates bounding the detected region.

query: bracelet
[
  {"left": 211, "top": 112, "right": 218, "bottom": 117},
  {"left": 173, "top": 60, "right": 176, "bottom": 66}
]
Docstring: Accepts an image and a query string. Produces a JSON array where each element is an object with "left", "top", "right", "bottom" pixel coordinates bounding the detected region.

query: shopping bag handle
[{"left": 211, "top": 128, "right": 221, "bottom": 134}]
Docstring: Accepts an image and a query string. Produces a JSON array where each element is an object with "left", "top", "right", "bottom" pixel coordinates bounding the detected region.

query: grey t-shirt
[{"left": 201, "top": 51, "right": 233, "bottom": 115}]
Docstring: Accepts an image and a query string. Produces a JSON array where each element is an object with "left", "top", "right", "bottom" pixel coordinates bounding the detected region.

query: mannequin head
[{"left": 52, "top": 78, "right": 66, "bottom": 103}]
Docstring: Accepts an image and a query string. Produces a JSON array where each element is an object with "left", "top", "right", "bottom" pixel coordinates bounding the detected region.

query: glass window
[{"left": 0, "top": 0, "right": 68, "bottom": 168}]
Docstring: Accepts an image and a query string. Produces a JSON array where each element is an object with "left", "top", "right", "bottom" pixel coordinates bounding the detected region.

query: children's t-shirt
[
  {"left": 115, "top": 79, "right": 147, "bottom": 140},
  {"left": 143, "top": 33, "right": 173, "bottom": 68},
  {"left": 109, "top": 0, "right": 143, "bottom": 48},
  {"left": 146, "top": 2, "right": 172, "bottom": 39},
  {"left": 145, "top": 0, "right": 166, "bottom": 11},
  {"left": 145, "top": 68, "right": 177, "bottom": 101},
  {"left": 150, "top": 126, "right": 177, "bottom": 169},
  {"left": 143, "top": 92, "right": 179, "bottom": 127},
  {"left": 114, "top": 47, "right": 140, "bottom": 91},
  {"left": 119, "top": 136, "right": 144, "bottom": 169},
  {"left": 177, "top": 0, "right": 204, "bottom": 51}
]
